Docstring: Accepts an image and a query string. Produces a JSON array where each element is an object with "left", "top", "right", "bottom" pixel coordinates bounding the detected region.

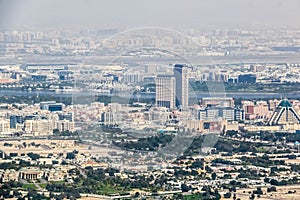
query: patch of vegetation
[
  {"left": 22, "top": 183, "right": 37, "bottom": 190},
  {"left": 114, "top": 134, "right": 174, "bottom": 151},
  {"left": 184, "top": 135, "right": 268, "bottom": 156},
  {"left": 191, "top": 82, "right": 300, "bottom": 93}
]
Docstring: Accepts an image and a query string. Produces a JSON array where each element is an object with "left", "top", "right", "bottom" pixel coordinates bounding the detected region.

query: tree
[
  {"left": 254, "top": 187, "right": 263, "bottom": 195},
  {"left": 264, "top": 177, "right": 270, "bottom": 183},
  {"left": 9, "top": 153, "right": 18, "bottom": 157},
  {"left": 201, "top": 185, "right": 212, "bottom": 193},
  {"left": 212, "top": 172, "right": 217, "bottom": 180},
  {"left": 191, "top": 159, "right": 204, "bottom": 169},
  {"left": 191, "top": 170, "right": 198, "bottom": 176},
  {"left": 267, "top": 186, "right": 276, "bottom": 193},
  {"left": 270, "top": 179, "right": 279, "bottom": 186},
  {"left": 224, "top": 173, "right": 232, "bottom": 179},
  {"left": 181, "top": 183, "right": 190, "bottom": 192},
  {"left": 224, "top": 192, "right": 231, "bottom": 198},
  {"left": 66, "top": 152, "right": 75, "bottom": 159},
  {"left": 214, "top": 189, "right": 221, "bottom": 200},
  {"left": 288, "top": 154, "right": 297, "bottom": 159},
  {"left": 13, "top": 190, "right": 21, "bottom": 197},
  {"left": 27, "top": 153, "right": 40, "bottom": 160},
  {"left": 52, "top": 160, "right": 59, "bottom": 165},
  {"left": 229, "top": 187, "right": 236, "bottom": 192},
  {"left": 134, "top": 192, "right": 140, "bottom": 198}
]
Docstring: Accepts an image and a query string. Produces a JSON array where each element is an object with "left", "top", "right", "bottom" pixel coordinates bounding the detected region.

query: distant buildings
[
  {"left": 40, "top": 101, "right": 64, "bottom": 112},
  {"left": 0, "top": 101, "right": 75, "bottom": 136},
  {"left": 238, "top": 74, "right": 256, "bottom": 83},
  {"left": 122, "top": 73, "right": 141, "bottom": 84},
  {"left": 25, "top": 119, "right": 54, "bottom": 136},
  {"left": 156, "top": 64, "right": 189, "bottom": 109},
  {"left": 243, "top": 100, "right": 269, "bottom": 120},
  {"left": 21, "top": 63, "right": 71, "bottom": 72},
  {"left": 9, "top": 115, "right": 24, "bottom": 129},
  {"left": 0, "top": 167, "right": 69, "bottom": 182},
  {"left": 197, "top": 104, "right": 244, "bottom": 121},
  {"left": 200, "top": 97, "right": 234, "bottom": 108}
]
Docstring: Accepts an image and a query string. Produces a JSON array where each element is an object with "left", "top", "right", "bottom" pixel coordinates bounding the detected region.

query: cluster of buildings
[
  {"left": 2, "top": 28, "right": 300, "bottom": 60},
  {"left": 0, "top": 59, "right": 300, "bottom": 137},
  {"left": 2, "top": 61, "right": 300, "bottom": 101},
  {"left": 74, "top": 95, "right": 300, "bottom": 136},
  {"left": 153, "top": 64, "right": 300, "bottom": 133},
  {"left": 0, "top": 101, "right": 74, "bottom": 136},
  {"left": 189, "top": 97, "right": 300, "bottom": 133},
  {"left": 241, "top": 98, "right": 300, "bottom": 132}
]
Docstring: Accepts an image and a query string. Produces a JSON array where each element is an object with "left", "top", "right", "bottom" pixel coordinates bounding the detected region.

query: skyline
[{"left": 2, "top": 1, "right": 300, "bottom": 199}]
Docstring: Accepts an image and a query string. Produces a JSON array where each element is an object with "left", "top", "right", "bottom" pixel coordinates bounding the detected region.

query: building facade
[
  {"left": 269, "top": 99, "right": 300, "bottom": 125},
  {"left": 174, "top": 64, "right": 189, "bottom": 109},
  {"left": 156, "top": 75, "right": 176, "bottom": 109}
]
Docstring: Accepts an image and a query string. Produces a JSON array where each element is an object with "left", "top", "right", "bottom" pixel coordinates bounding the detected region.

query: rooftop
[{"left": 278, "top": 99, "right": 292, "bottom": 108}]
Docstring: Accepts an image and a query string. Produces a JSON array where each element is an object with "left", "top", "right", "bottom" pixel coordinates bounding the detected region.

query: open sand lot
[
  {"left": 0, "top": 139, "right": 124, "bottom": 157},
  {"left": 234, "top": 185, "right": 300, "bottom": 200}
]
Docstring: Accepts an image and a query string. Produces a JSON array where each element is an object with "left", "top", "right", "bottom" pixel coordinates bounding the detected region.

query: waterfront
[{"left": 1, "top": 89, "right": 300, "bottom": 100}]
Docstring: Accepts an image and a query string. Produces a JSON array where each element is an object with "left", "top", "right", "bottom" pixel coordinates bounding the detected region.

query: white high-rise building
[{"left": 156, "top": 75, "right": 176, "bottom": 109}]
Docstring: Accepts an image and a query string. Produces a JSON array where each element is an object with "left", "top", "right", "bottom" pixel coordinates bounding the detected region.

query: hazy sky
[{"left": 1, "top": 0, "right": 300, "bottom": 30}]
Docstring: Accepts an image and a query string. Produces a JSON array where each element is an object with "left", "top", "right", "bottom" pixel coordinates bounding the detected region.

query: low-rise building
[{"left": 0, "top": 169, "right": 19, "bottom": 182}]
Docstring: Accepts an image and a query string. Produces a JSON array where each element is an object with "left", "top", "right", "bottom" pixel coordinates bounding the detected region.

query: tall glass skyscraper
[{"left": 173, "top": 64, "right": 189, "bottom": 110}]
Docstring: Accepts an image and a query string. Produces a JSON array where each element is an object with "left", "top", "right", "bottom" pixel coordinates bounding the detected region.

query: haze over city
[
  {"left": 2, "top": 1, "right": 300, "bottom": 200},
  {"left": 1, "top": 0, "right": 300, "bottom": 29}
]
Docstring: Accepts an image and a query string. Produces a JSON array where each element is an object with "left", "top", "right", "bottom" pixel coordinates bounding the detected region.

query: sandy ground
[
  {"left": 233, "top": 185, "right": 300, "bottom": 200},
  {"left": 0, "top": 139, "right": 124, "bottom": 157}
]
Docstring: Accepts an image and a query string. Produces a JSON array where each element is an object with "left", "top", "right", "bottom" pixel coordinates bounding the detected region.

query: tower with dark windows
[{"left": 173, "top": 64, "right": 189, "bottom": 110}]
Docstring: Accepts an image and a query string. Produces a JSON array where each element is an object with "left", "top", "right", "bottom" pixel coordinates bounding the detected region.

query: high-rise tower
[
  {"left": 173, "top": 64, "right": 189, "bottom": 109},
  {"left": 155, "top": 64, "right": 189, "bottom": 109},
  {"left": 156, "top": 75, "right": 176, "bottom": 109}
]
